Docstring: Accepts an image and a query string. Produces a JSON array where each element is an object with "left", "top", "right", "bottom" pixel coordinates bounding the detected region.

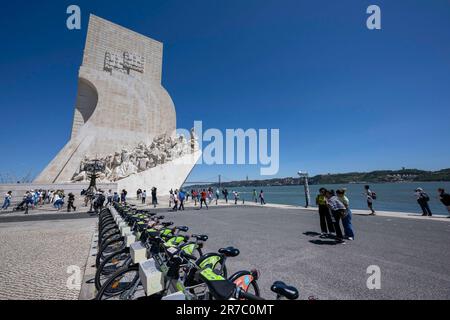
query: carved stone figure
[{"left": 70, "top": 133, "right": 197, "bottom": 183}]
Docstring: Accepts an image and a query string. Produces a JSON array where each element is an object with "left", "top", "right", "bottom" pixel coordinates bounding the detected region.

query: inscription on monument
[{"left": 104, "top": 51, "right": 145, "bottom": 74}]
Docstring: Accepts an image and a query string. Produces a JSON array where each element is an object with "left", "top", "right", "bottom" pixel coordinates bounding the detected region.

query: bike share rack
[{"left": 108, "top": 206, "right": 165, "bottom": 297}]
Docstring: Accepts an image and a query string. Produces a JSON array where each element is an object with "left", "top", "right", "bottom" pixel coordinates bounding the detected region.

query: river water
[{"left": 215, "top": 182, "right": 450, "bottom": 216}]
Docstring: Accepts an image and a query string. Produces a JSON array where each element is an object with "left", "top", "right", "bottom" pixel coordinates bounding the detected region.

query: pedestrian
[
  {"left": 315, "top": 188, "right": 335, "bottom": 237},
  {"left": 200, "top": 189, "right": 208, "bottom": 210},
  {"left": 67, "top": 192, "right": 76, "bottom": 212},
  {"left": 169, "top": 189, "right": 174, "bottom": 208},
  {"left": 25, "top": 191, "right": 33, "bottom": 214},
  {"left": 192, "top": 189, "right": 198, "bottom": 206},
  {"left": 325, "top": 189, "right": 346, "bottom": 244},
  {"left": 106, "top": 189, "right": 113, "bottom": 205},
  {"left": 252, "top": 189, "right": 258, "bottom": 203},
  {"left": 415, "top": 188, "right": 432, "bottom": 216},
  {"left": 437, "top": 188, "right": 450, "bottom": 217},
  {"left": 120, "top": 189, "right": 127, "bottom": 204},
  {"left": 113, "top": 192, "right": 119, "bottom": 203},
  {"left": 141, "top": 190, "right": 147, "bottom": 204},
  {"left": 137, "top": 189, "right": 142, "bottom": 200},
  {"left": 178, "top": 189, "right": 186, "bottom": 211},
  {"left": 336, "top": 188, "right": 354, "bottom": 240},
  {"left": 215, "top": 188, "right": 220, "bottom": 205},
  {"left": 233, "top": 191, "right": 239, "bottom": 204},
  {"left": 223, "top": 189, "right": 229, "bottom": 203},
  {"left": 259, "top": 190, "right": 266, "bottom": 205},
  {"left": 151, "top": 187, "right": 158, "bottom": 208},
  {"left": 1, "top": 191, "right": 12, "bottom": 210},
  {"left": 94, "top": 191, "right": 106, "bottom": 214},
  {"left": 172, "top": 190, "right": 179, "bottom": 211},
  {"left": 364, "top": 185, "right": 376, "bottom": 215},
  {"left": 53, "top": 192, "right": 64, "bottom": 211},
  {"left": 208, "top": 188, "right": 213, "bottom": 204}
]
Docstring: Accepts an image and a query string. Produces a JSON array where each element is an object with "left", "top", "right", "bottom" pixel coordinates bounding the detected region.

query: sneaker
[
  {"left": 347, "top": 237, "right": 354, "bottom": 241},
  {"left": 336, "top": 239, "right": 346, "bottom": 244},
  {"left": 319, "top": 233, "right": 326, "bottom": 239}
]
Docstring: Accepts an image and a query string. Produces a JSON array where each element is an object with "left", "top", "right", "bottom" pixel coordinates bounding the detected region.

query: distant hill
[{"left": 185, "top": 168, "right": 450, "bottom": 189}]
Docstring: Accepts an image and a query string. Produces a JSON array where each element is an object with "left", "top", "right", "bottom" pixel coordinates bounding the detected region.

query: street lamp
[{"left": 297, "top": 171, "right": 310, "bottom": 208}]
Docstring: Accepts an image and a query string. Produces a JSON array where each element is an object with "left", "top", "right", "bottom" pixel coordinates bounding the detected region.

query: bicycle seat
[
  {"left": 193, "top": 234, "right": 208, "bottom": 241},
  {"left": 218, "top": 247, "right": 240, "bottom": 257},
  {"left": 146, "top": 231, "right": 160, "bottom": 239},
  {"left": 270, "top": 281, "right": 299, "bottom": 300},
  {"left": 176, "top": 226, "right": 189, "bottom": 232},
  {"left": 199, "top": 268, "right": 235, "bottom": 300},
  {"left": 161, "top": 221, "right": 174, "bottom": 227}
]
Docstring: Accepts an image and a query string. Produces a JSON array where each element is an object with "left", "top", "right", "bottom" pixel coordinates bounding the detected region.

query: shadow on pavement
[
  {"left": 303, "top": 231, "right": 321, "bottom": 237},
  {"left": 309, "top": 239, "right": 339, "bottom": 245}
]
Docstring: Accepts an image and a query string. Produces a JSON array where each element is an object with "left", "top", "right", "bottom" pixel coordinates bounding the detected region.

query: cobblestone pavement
[{"left": 0, "top": 217, "right": 95, "bottom": 300}]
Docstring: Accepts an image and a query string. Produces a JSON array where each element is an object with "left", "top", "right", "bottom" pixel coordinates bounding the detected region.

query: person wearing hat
[{"left": 415, "top": 187, "right": 432, "bottom": 216}]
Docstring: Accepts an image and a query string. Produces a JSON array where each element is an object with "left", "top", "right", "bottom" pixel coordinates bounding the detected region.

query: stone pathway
[{"left": 0, "top": 218, "right": 95, "bottom": 300}]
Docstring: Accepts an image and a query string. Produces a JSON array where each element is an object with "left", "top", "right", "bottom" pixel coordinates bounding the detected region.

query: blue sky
[{"left": 0, "top": 0, "right": 449, "bottom": 183}]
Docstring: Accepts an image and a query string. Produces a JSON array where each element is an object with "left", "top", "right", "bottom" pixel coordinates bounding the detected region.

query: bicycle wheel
[
  {"left": 96, "top": 238, "right": 125, "bottom": 267},
  {"left": 95, "top": 264, "right": 144, "bottom": 300},
  {"left": 99, "top": 231, "right": 122, "bottom": 247},
  {"left": 228, "top": 270, "right": 260, "bottom": 297},
  {"left": 95, "top": 248, "right": 131, "bottom": 290}
]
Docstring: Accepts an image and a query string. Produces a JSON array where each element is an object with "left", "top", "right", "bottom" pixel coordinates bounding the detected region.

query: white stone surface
[{"left": 34, "top": 14, "right": 198, "bottom": 195}]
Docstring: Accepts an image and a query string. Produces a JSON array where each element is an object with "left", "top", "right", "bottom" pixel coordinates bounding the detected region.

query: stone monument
[{"left": 34, "top": 15, "right": 200, "bottom": 194}]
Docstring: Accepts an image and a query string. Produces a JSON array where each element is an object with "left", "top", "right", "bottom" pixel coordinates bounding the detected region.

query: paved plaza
[
  {"left": 160, "top": 205, "right": 450, "bottom": 300},
  {"left": 0, "top": 215, "right": 95, "bottom": 300}
]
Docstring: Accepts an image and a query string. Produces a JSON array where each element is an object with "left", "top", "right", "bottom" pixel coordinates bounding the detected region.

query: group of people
[
  {"left": 167, "top": 187, "right": 267, "bottom": 210},
  {"left": 315, "top": 184, "right": 450, "bottom": 244},
  {"left": 414, "top": 187, "right": 450, "bottom": 217},
  {"left": 316, "top": 187, "right": 354, "bottom": 244},
  {"left": 363, "top": 184, "right": 450, "bottom": 217},
  {"left": 136, "top": 187, "right": 158, "bottom": 207},
  {"left": 1, "top": 189, "right": 75, "bottom": 213}
]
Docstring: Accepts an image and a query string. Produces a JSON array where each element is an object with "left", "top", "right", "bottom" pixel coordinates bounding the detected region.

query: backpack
[
  {"left": 371, "top": 192, "right": 377, "bottom": 200},
  {"left": 421, "top": 193, "right": 430, "bottom": 202}
]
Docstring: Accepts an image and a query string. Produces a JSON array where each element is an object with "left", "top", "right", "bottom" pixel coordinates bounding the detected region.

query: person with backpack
[
  {"left": 415, "top": 188, "right": 432, "bottom": 216},
  {"left": 437, "top": 188, "right": 450, "bottom": 217},
  {"left": 364, "top": 185, "right": 376, "bottom": 215}
]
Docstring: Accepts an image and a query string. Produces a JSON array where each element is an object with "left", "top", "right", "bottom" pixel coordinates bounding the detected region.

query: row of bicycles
[{"left": 94, "top": 203, "right": 299, "bottom": 300}]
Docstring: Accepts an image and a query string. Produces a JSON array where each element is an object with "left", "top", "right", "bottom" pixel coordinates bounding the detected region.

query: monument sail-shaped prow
[{"left": 35, "top": 15, "right": 200, "bottom": 194}]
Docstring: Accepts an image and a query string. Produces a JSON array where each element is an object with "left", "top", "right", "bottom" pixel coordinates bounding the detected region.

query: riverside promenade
[{"left": 1, "top": 199, "right": 449, "bottom": 300}]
